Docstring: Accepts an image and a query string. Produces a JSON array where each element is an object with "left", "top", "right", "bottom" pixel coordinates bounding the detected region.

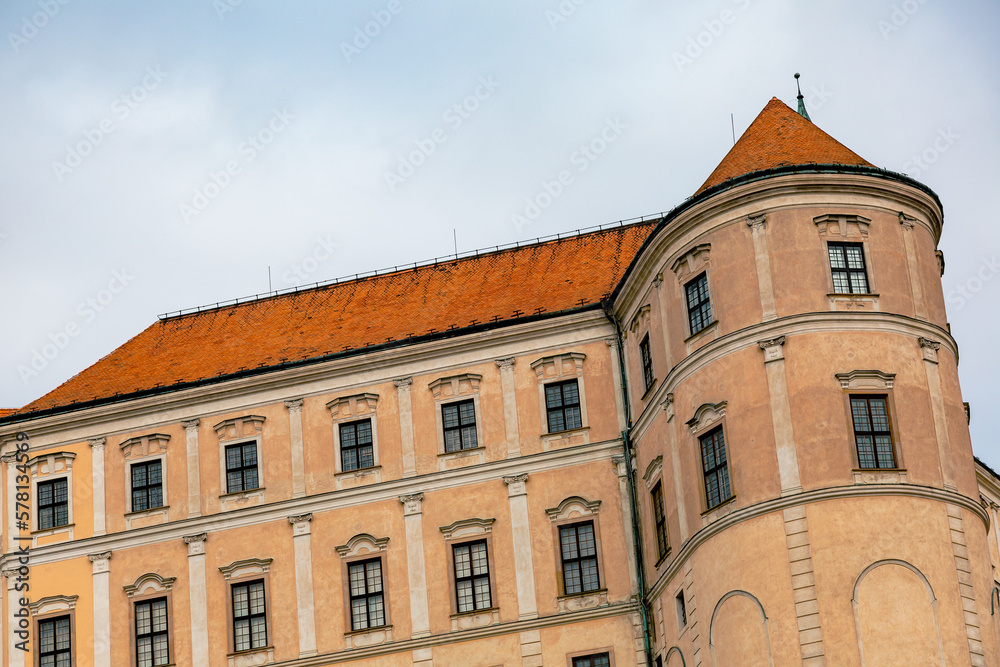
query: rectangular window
[
  {"left": 232, "top": 580, "right": 267, "bottom": 652},
  {"left": 651, "top": 482, "right": 668, "bottom": 560},
  {"left": 676, "top": 590, "right": 687, "bottom": 628},
  {"left": 572, "top": 654, "right": 611, "bottom": 667},
  {"left": 828, "top": 242, "right": 870, "bottom": 294},
  {"left": 225, "top": 443, "right": 259, "bottom": 494},
  {"left": 442, "top": 399, "right": 478, "bottom": 452},
  {"left": 130, "top": 461, "right": 164, "bottom": 512},
  {"left": 348, "top": 558, "right": 386, "bottom": 631},
  {"left": 545, "top": 380, "right": 583, "bottom": 433},
  {"left": 38, "top": 478, "right": 69, "bottom": 530},
  {"left": 640, "top": 334, "right": 655, "bottom": 392},
  {"left": 39, "top": 615, "right": 72, "bottom": 667},
  {"left": 850, "top": 395, "right": 896, "bottom": 469},
  {"left": 685, "top": 273, "right": 712, "bottom": 335},
  {"left": 135, "top": 598, "right": 169, "bottom": 666},
  {"left": 560, "top": 521, "right": 600, "bottom": 595},
  {"left": 453, "top": 540, "right": 491, "bottom": 612},
  {"left": 340, "top": 419, "right": 374, "bottom": 471},
  {"left": 699, "top": 426, "right": 732, "bottom": 509}
]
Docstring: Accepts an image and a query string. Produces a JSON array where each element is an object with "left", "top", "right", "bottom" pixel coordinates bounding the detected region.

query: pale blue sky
[{"left": 2, "top": 0, "right": 998, "bottom": 464}]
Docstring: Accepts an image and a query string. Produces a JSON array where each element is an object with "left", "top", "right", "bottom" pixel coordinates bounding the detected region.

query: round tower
[{"left": 614, "top": 97, "right": 993, "bottom": 666}]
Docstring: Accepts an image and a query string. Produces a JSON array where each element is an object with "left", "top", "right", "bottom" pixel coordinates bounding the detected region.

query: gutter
[{"left": 603, "top": 299, "right": 654, "bottom": 666}]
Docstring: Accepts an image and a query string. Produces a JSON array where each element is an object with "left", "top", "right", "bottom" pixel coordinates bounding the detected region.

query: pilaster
[
  {"left": 288, "top": 513, "right": 317, "bottom": 657},
  {"left": 182, "top": 419, "right": 202, "bottom": 518},
  {"left": 395, "top": 379, "right": 417, "bottom": 477},
  {"left": 285, "top": 399, "right": 307, "bottom": 498},
  {"left": 899, "top": 213, "right": 928, "bottom": 320},
  {"left": 919, "top": 337, "right": 956, "bottom": 489},
  {"left": 89, "top": 551, "right": 112, "bottom": 667},
  {"left": 747, "top": 213, "right": 778, "bottom": 321},
  {"left": 399, "top": 493, "right": 430, "bottom": 637},
  {"left": 504, "top": 473, "right": 538, "bottom": 620},
  {"left": 758, "top": 336, "right": 802, "bottom": 495},
  {"left": 184, "top": 533, "right": 210, "bottom": 665},
  {"left": 88, "top": 438, "right": 107, "bottom": 536},
  {"left": 496, "top": 359, "right": 522, "bottom": 458}
]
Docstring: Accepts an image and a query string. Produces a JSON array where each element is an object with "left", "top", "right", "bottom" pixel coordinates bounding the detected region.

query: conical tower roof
[{"left": 695, "top": 97, "right": 874, "bottom": 195}]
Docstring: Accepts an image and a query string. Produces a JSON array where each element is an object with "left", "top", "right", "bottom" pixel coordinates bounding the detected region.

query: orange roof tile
[
  {"left": 13, "top": 223, "right": 656, "bottom": 416},
  {"left": 695, "top": 97, "right": 873, "bottom": 195},
  {"left": 0, "top": 409, "right": 16, "bottom": 419}
]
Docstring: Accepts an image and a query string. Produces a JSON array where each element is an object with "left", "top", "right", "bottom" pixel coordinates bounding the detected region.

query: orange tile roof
[
  {"left": 13, "top": 223, "right": 656, "bottom": 416},
  {"left": 695, "top": 97, "right": 873, "bottom": 195},
  {"left": 0, "top": 409, "right": 16, "bottom": 419}
]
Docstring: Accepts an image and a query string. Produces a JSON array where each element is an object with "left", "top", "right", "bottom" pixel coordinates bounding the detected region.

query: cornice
[
  {"left": 613, "top": 171, "right": 943, "bottom": 315},
  {"left": 629, "top": 311, "right": 957, "bottom": 440},
  {"left": 646, "top": 482, "right": 988, "bottom": 603},
  {"left": 0, "top": 310, "right": 613, "bottom": 453},
  {"left": 4, "top": 438, "right": 623, "bottom": 567}
]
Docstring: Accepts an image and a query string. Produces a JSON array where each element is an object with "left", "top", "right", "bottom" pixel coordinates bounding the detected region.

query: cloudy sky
[{"left": 2, "top": 1, "right": 998, "bottom": 464}]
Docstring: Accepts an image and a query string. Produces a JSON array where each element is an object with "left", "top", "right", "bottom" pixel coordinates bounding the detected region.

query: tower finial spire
[{"left": 794, "top": 73, "right": 811, "bottom": 121}]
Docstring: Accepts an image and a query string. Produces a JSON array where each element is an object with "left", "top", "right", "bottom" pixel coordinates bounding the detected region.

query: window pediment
[
  {"left": 336, "top": 533, "right": 389, "bottom": 559},
  {"left": 428, "top": 374, "right": 482, "bottom": 400},
  {"left": 546, "top": 496, "right": 602, "bottom": 522},
  {"left": 642, "top": 455, "right": 664, "bottom": 490},
  {"left": 687, "top": 401, "right": 727, "bottom": 434},
  {"left": 29, "top": 594, "right": 78, "bottom": 616},
  {"left": 218, "top": 557, "right": 272, "bottom": 580},
  {"left": 123, "top": 572, "right": 176, "bottom": 597},
  {"left": 530, "top": 352, "right": 586, "bottom": 381},
  {"left": 26, "top": 451, "right": 75, "bottom": 478},
  {"left": 439, "top": 517, "right": 495, "bottom": 541},
  {"left": 814, "top": 214, "right": 871, "bottom": 238},
  {"left": 670, "top": 244, "right": 711, "bottom": 283},
  {"left": 835, "top": 370, "right": 895, "bottom": 390},
  {"left": 213, "top": 415, "right": 265, "bottom": 441},
  {"left": 119, "top": 433, "right": 170, "bottom": 459},
  {"left": 326, "top": 393, "right": 380, "bottom": 422}
]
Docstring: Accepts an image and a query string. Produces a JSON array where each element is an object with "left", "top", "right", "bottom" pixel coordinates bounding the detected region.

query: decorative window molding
[
  {"left": 335, "top": 533, "right": 390, "bottom": 559},
  {"left": 219, "top": 558, "right": 273, "bottom": 580},
  {"left": 125, "top": 574, "right": 176, "bottom": 667},
  {"left": 426, "top": 374, "right": 485, "bottom": 469},
  {"left": 215, "top": 416, "right": 266, "bottom": 511},
  {"left": 337, "top": 534, "right": 393, "bottom": 648},
  {"left": 532, "top": 353, "right": 590, "bottom": 446},
  {"left": 29, "top": 594, "right": 79, "bottom": 616},
  {"left": 835, "top": 370, "right": 895, "bottom": 391},
  {"left": 546, "top": 496, "right": 602, "bottom": 522},
  {"left": 440, "top": 518, "right": 499, "bottom": 628},
  {"left": 122, "top": 433, "right": 170, "bottom": 529},
  {"left": 813, "top": 213, "right": 871, "bottom": 238},
  {"left": 686, "top": 402, "right": 727, "bottom": 435},
  {"left": 327, "top": 393, "right": 382, "bottom": 487},
  {"left": 670, "top": 244, "right": 711, "bottom": 283},
  {"left": 627, "top": 304, "right": 652, "bottom": 337},
  {"left": 124, "top": 572, "right": 177, "bottom": 598},
  {"left": 439, "top": 517, "right": 495, "bottom": 541},
  {"left": 642, "top": 456, "right": 664, "bottom": 491},
  {"left": 27, "top": 451, "right": 75, "bottom": 545}
]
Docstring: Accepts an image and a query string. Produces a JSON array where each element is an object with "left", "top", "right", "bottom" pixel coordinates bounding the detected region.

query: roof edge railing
[{"left": 157, "top": 212, "right": 669, "bottom": 320}]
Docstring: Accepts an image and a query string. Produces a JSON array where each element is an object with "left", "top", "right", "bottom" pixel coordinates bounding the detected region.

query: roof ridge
[{"left": 158, "top": 213, "right": 668, "bottom": 321}]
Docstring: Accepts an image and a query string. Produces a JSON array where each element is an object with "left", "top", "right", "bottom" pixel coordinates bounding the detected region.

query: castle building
[{"left": 2, "top": 96, "right": 998, "bottom": 666}]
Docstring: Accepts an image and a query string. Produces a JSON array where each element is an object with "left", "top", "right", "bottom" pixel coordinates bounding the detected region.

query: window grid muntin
[
  {"left": 685, "top": 273, "right": 712, "bottom": 335},
  {"left": 699, "top": 426, "right": 732, "bottom": 509},
  {"left": 225, "top": 442, "right": 259, "bottom": 494},
  {"left": 348, "top": 558, "right": 386, "bottom": 631},
  {"left": 339, "top": 419, "right": 375, "bottom": 471},
  {"left": 640, "top": 334, "right": 655, "bottom": 392},
  {"left": 545, "top": 379, "right": 582, "bottom": 433},
  {"left": 850, "top": 395, "right": 896, "bottom": 469},
  {"left": 651, "top": 482, "right": 668, "bottom": 560},
  {"left": 38, "top": 478, "right": 69, "bottom": 530},
  {"left": 560, "top": 521, "right": 600, "bottom": 595},
  {"left": 232, "top": 580, "right": 267, "bottom": 652},
  {"left": 828, "top": 242, "right": 870, "bottom": 294},
  {"left": 130, "top": 460, "right": 164, "bottom": 512},
  {"left": 453, "top": 539, "right": 492, "bottom": 612},
  {"left": 442, "top": 399, "right": 478, "bottom": 452},
  {"left": 572, "top": 653, "right": 611, "bottom": 667},
  {"left": 135, "top": 597, "right": 169, "bottom": 667},
  {"left": 39, "top": 615, "right": 71, "bottom": 667}
]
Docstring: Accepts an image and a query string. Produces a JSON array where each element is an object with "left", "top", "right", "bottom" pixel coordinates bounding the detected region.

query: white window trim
[
  {"left": 428, "top": 374, "right": 486, "bottom": 469},
  {"left": 28, "top": 452, "right": 75, "bottom": 545},
  {"left": 531, "top": 353, "right": 590, "bottom": 445},
  {"left": 120, "top": 433, "right": 170, "bottom": 526},
  {"left": 214, "top": 415, "right": 267, "bottom": 510},
  {"left": 327, "top": 394, "right": 382, "bottom": 485}
]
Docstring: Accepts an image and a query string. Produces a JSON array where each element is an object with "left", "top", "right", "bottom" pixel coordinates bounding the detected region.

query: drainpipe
[{"left": 604, "top": 301, "right": 654, "bottom": 667}]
